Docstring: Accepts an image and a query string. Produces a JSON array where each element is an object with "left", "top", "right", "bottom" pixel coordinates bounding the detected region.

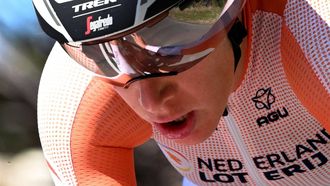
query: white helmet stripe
[
  {"left": 33, "top": 0, "right": 73, "bottom": 41},
  {"left": 134, "top": 0, "right": 156, "bottom": 24},
  {"left": 54, "top": 0, "right": 75, "bottom": 3}
]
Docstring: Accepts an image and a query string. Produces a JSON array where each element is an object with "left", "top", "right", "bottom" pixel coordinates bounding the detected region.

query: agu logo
[
  {"left": 159, "top": 144, "right": 193, "bottom": 172},
  {"left": 252, "top": 87, "right": 275, "bottom": 110},
  {"left": 252, "top": 87, "right": 289, "bottom": 127}
]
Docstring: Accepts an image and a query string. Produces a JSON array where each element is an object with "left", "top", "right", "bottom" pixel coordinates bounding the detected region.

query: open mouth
[
  {"left": 163, "top": 115, "right": 187, "bottom": 126},
  {"left": 154, "top": 112, "right": 195, "bottom": 139}
]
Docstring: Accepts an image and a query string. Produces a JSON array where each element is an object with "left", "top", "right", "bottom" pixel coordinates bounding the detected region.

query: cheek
[
  {"left": 180, "top": 38, "right": 235, "bottom": 105},
  {"left": 179, "top": 38, "right": 235, "bottom": 134},
  {"left": 113, "top": 86, "right": 141, "bottom": 112}
]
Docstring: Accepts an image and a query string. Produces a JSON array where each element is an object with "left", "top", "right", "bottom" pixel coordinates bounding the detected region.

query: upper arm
[
  {"left": 281, "top": 0, "right": 330, "bottom": 130},
  {"left": 38, "top": 43, "right": 152, "bottom": 185}
]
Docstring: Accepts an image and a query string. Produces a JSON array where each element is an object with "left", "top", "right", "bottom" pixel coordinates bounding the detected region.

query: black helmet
[
  {"left": 32, "top": 0, "right": 186, "bottom": 43},
  {"left": 33, "top": 0, "right": 246, "bottom": 87}
]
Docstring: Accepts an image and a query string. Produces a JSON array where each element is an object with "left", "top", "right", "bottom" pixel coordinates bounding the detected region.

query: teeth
[
  {"left": 164, "top": 115, "right": 187, "bottom": 126},
  {"left": 173, "top": 116, "right": 186, "bottom": 122}
]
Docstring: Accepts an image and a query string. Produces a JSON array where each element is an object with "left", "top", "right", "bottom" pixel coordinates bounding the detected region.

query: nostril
[{"left": 138, "top": 84, "right": 162, "bottom": 112}]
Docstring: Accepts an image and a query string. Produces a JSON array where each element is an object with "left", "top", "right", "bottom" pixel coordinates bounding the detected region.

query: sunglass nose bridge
[{"left": 123, "top": 71, "right": 178, "bottom": 88}]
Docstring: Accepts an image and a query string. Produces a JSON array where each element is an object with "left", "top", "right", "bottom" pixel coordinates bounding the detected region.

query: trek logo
[
  {"left": 252, "top": 87, "right": 275, "bottom": 110},
  {"left": 252, "top": 87, "right": 289, "bottom": 127},
  {"left": 72, "top": 0, "right": 118, "bottom": 12},
  {"left": 85, "top": 14, "right": 113, "bottom": 35}
]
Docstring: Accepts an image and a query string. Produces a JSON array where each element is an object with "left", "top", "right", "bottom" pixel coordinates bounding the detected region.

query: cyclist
[{"left": 33, "top": 0, "right": 329, "bottom": 185}]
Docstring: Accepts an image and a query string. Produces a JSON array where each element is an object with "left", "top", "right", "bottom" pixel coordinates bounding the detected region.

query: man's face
[{"left": 114, "top": 34, "right": 240, "bottom": 145}]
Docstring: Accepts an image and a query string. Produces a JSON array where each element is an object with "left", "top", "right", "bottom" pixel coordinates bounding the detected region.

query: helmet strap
[
  {"left": 221, "top": 20, "right": 247, "bottom": 117},
  {"left": 222, "top": 107, "right": 229, "bottom": 116},
  {"left": 227, "top": 19, "right": 248, "bottom": 71}
]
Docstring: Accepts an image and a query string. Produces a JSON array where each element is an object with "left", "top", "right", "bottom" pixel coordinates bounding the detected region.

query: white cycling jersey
[{"left": 37, "top": 0, "right": 329, "bottom": 185}]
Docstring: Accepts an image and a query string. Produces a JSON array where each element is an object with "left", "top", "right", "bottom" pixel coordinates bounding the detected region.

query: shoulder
[
  {"left": 280, "top": 0, "right": 330, "bottom": 130},
  {"left": 38, "top": 43, "right": 152, "bottom": 185},
  {"left": 39, "top": 43, "right": 151, "bottom": 148},
  {"left": 244, "top": 0, "right": 330, "bottom": 130}
]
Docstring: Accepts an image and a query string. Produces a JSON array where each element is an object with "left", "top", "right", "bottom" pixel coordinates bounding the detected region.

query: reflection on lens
[
  {"left": 60, "top": 0, "right": 246, "bottom": 88},
  {"left": 170, "top": 0, "right": 224, "bottom": 24}
]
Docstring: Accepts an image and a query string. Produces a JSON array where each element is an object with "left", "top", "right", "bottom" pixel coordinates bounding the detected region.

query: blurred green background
[
  {"left": 0, "top": 1, "right": 52, "bottom": 153},
  {"left": 0, "top": 1, "right": 54, "bottom": 185}
]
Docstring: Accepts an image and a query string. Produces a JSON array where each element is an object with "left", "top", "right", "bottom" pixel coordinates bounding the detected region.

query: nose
[{"left": 135, "top": 78, "right": 177, "bottom": 113}]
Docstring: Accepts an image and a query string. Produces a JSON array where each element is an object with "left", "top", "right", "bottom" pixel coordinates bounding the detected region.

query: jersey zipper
[{"left": 224, "top": 108, "right": 268, "bottom": 186}]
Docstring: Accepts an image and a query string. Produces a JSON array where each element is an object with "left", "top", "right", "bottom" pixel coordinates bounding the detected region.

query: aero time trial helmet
[{"left": 33, "top": 0, "right": 246, "bottom": 87}]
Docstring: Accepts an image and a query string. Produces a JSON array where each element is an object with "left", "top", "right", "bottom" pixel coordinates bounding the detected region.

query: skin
[{"left": 114, "top": 28, "right": 247, "bottom": 145}]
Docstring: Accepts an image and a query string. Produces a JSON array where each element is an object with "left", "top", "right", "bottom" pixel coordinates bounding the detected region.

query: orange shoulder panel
[
  {"left": 244, "top": 0, "right": 329, "bottom": 131},
  {"left": 281, "top": 25, "right": 330, "bottom": 133},
  {"left": 242, "top": 0, "right": 288, "bottom": 83},
  {"left": 247, "top": 0, "right": 287, "bottom": 16},
  {"left": 71, "top": 77, "right": 152, "bottom": 185}
]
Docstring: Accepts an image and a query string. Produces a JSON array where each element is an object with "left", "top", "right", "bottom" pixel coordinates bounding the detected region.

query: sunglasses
[{"left": 62, "top": 0, "right": 245, "bottom": 88}]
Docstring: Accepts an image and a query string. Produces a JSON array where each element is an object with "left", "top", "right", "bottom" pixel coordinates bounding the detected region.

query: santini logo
[
  {"left": 252, "top": 87, "right": 289, "bottom": 127},
  {"left": 85, "top": 14, "right": 113, "bottom": 35},
  {"left": 159, "top": 144, "right": 193, "bottom": 172}
]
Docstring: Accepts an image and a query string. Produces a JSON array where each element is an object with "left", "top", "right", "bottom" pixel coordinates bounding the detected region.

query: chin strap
[
  {"left": 222, "top": 20, "right": 247, "bottom": 117},
  {"left": 227, "top": 19, "right": 248, "bottom": 71},
  {"left": 222, "top": 107, "right": 229, "bottom": 117}
]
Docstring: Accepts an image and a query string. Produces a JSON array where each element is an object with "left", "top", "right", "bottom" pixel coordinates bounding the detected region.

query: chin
[{"left": 173, "top": 129, "right": 214, "bottom": 145}]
